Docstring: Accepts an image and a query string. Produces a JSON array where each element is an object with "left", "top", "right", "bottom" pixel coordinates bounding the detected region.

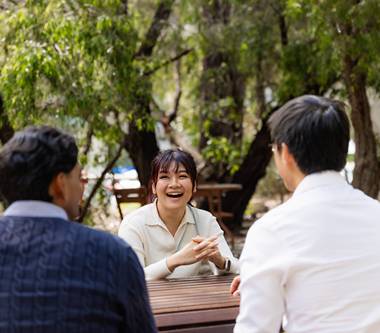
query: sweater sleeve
[{"left": 118, "top": 245, "right": 158, "bottom": 333}]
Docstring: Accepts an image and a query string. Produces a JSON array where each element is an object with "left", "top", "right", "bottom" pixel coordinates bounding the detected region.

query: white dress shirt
[
  {"left": 118, "top": 202, "right": 239, "bottom": 280},
  {"left": 235, "top": 171, "right": 380, "bottom": 333}
]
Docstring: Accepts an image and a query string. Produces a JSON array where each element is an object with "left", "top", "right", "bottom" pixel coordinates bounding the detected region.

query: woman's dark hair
[
  {"left": 268, "top": 95, "right": 350, "bottom": 175},
  {"left": 149, "top": 149, "right": 197, "bottom": 201},
  {"left": 0, "top": 126, "right": 78, "bottom": 205}
]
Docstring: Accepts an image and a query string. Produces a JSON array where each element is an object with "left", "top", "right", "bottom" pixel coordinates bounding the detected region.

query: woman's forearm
[
  {"left": 144, "top": 258, "right": 172, "bottom": 280},
  {"left": 166, "top": 253, "right": 181, "bottom": 272}
]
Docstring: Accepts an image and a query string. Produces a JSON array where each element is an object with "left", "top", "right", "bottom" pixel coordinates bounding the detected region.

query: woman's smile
[{"left": 166, "top": 192, "right": 184, "bottom": 198}]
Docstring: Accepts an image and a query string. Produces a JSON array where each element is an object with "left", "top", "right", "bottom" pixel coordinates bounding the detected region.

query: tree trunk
[
  {"left": 199, "top": 0, "right": 245, "bottom": 181},
  {"left": 0, "top": 95, "right": 14, "bottom": 144},
  {"left": 125, "top": 122, "right": 159, "bottom": 187},
  {"left": 121, "top": 0, "right": 174, "bottom": 185},
  {"left": 343, "top": 56, "right": 380, "bottom": 198},
  {"left": 199, "top": 51, "right": 245, "bottom": 151},
  {"left": 277, "top": 1, "right": 288, "bottom": 47},
  {"left": 222, "top": 120, "right": 272, "bottom": 227},
  {"left": 134, "top": 0, "right": 175, "bottom": 59}
]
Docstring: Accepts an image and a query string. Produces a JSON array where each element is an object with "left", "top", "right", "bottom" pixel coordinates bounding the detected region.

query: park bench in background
[{"left": 113, "top": 186, "right": 148, "bottom": 220}]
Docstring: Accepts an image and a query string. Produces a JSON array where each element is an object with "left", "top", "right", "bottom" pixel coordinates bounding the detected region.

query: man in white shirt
[{"left": 234, "top": 95, "right": 380, "bottom": 333}]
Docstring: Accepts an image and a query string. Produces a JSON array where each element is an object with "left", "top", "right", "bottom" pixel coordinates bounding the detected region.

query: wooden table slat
[
  {"left": 154, "top": 306, "right": 239, "bottom": 328},
  {"left": 148, "top": 274, "right": 240, "bottom": 332}
]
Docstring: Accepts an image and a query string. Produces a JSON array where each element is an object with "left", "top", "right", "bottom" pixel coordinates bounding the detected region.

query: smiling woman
[{"left": 118, "top": 149, "right": 239, "bottom": 280}]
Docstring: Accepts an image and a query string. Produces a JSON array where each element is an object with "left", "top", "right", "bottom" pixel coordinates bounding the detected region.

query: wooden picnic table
[
  {"left": 195, "top": 183, "right": 243, "bottom": 194},
  {"left": 147, "top": 274, "right": 240, "bottom": 333}
]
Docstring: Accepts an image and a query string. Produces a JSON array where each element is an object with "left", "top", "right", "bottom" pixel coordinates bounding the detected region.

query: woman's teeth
[{"left": 167, "top": 193, "right": 183, "bottom": 198}]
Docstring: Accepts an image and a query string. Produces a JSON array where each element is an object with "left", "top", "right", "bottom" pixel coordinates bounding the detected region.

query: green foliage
[
  {"left": 0, "top": 0, "right": 161, "bottom": 225},
  {"left": 311, "top": 0, "right": 380, "bottom": 74},
  {"left": 1, "top": 0, "right": 380, "bottom": 222},
  {"left": 201, "top": 136, "right": 242, "bottom": 175},
  {"left": 0, "top": 0, "right": 151, "bottom": 140}
]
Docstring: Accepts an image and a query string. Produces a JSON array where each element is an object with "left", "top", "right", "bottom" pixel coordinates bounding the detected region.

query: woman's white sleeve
[{"left": 118, "top": 219, "right": 171, "bottom": 280}]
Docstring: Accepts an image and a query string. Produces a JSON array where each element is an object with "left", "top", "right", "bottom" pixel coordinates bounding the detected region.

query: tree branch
[
  {"left": 167, "top": 59, "right": 182, "bottom": 123},
  {"left": 120, "top": 0, "right": 128, "bottom": 15},
  {"left": 275, "top": 1, "right": 288, "bottom": 47},
  {"left": 82, "top": 125, "right": 93, "bottom": 157},
  {"left": 134, "top": 0, "right": 176, "bottom": 58},
  {"left": 77, "top": 140, "right": 125, "bottom": 223},
  {"left": 143, "top": 48, "right": 192, "bottom": 76}
]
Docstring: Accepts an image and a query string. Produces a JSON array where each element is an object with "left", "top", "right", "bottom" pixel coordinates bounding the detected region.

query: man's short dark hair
[
  {"left": 268, "top": 95, "right": 350, "bottom": 175},
  {"left": 0, "top": 126, "right": 78, "bottom": 205}
]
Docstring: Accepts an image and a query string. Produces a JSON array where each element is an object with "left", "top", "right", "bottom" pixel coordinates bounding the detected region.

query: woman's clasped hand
[{"left": 167, "top": 235, "right": 224, "bottom": 271}]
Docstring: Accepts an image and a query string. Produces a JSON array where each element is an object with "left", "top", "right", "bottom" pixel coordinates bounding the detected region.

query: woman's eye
[
  {"left": 179, "top": 174, "right": 189, "bottom": 179},
  {"left": 159, "top": 175, "right": 169, "bottom": 180}
]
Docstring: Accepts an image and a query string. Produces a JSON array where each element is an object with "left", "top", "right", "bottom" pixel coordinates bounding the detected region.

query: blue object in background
[{"left": 112, "top": 165, "right": 135, "bottom": 174}]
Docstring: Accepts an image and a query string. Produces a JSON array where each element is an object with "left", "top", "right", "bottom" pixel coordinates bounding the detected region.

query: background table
[
  {"left": 147, "top": 274, "right": 240, "bottom": 333},
  {"left": 194, "top": 183, "right": 243, "bottom": 247},
  {"left": 195, "top": 183, "right": 243, "bottom": 194}
]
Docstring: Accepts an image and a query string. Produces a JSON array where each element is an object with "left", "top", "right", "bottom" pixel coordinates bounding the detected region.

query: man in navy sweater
[{"left": 0, "top": 126, "right": 157, "bottom": 333}]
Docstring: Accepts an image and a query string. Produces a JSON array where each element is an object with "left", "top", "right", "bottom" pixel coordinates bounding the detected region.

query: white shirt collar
[
  {"left": 147, "top": 200, "right": 195, "bottom": 227},
  {"left": 3, "top": 200, "right": 68, "bottom": 220},
  {"left": 293, "top": 170, "right": 348, "bottom": 198}
]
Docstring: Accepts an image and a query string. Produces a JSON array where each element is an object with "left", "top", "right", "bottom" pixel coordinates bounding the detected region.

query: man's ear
[
  {"left": 48, "top": 172, "right": 66, "bottom": 204},
  {"left": 281, "top": 143, "right": 295, "bottom": 166},
  {"left": 281, "top": 143, "right": 302, "bottom": 173}
]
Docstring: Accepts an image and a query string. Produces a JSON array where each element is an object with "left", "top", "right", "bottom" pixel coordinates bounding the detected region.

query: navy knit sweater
[{"left": 0, "top": 216, "right": 157, "bottom": 333}]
